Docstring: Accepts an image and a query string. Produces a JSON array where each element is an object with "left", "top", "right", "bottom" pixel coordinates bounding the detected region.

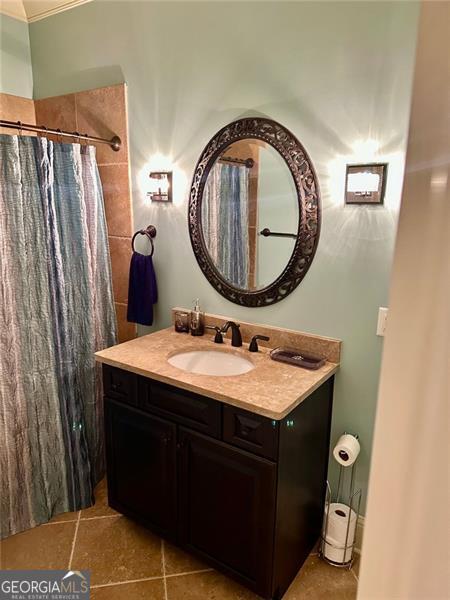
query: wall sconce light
[
  {"left": 148, "top": 171, "right": 173, "bottom": 202},
  {"left": 345, "top": 163, "right": 388, "bottom": 205}
]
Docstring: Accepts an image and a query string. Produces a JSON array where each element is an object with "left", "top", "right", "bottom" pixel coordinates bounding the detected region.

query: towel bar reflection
[
  {"left": 131, "top": 225, "right": 157, "bottom": 256},
  {"left": 260, "top": 228, "right": 297, "bottom": 239}
]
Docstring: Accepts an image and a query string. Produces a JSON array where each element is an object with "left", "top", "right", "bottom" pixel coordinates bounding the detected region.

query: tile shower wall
[
  {"left": 0, "top": 92, "right": 36, "bottom": 133},
  {"left": 34, "top": 84, "right": 135, "bottom": 343}
]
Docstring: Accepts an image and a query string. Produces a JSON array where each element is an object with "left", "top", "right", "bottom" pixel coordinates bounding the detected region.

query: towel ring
[{"left": 131, "top": 225, "right": 157, "bottom": 257}]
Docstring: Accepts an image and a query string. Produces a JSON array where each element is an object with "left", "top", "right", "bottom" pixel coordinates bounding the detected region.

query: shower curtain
[
  {"left": 203, "top": 163, "right": 249, "bottom": 288},
  {"left": 0, "top": 134, "right": 117, "bottom": 539}
]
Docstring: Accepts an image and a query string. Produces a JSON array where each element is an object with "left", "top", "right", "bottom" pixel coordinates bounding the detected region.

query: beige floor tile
[
  {"left": 91, "top": 578, "right": 165, "bottom": 600},
  {"left": 48, "top": 510, "right": 79, "bottom": 523},
  {"left": 351, "top": 554, "right": 360, "bottom": 578},
  {"left": 80, "top": 478, "right": 118, "bottom": 519},
  {"left": 0, "top": 522, "right": 76, "bottom": 570},
  {"left": 71, "top": 516, "right": 162, "bottom": 586},
  {"left": 164, "top": 541, "right": 210, "bottom": 575},
  {"left": 166, "top": 570, "right": 259, "bottom": 600},
  {"left": 284, "top": 554, "right": 357, "bottom": 600}
]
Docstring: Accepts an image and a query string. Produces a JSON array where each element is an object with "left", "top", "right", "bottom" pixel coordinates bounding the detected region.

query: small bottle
[{"left": 190, "top": 299, "right": 205, "bottom": 336}]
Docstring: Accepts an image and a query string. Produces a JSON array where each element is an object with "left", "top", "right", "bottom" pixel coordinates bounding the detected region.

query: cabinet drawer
[
  {"left": 223, "top": 405, "right": 279, "bottom": 460},
  {"left": 140, "top": 378, "right": 221, "bottom": 438},
  {"left": 103, "top": 365, "right": 138, "bottom": 407}
]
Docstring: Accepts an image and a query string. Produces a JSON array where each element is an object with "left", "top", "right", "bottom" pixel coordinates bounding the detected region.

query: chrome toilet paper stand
[{"left": 319, "top": 433, "right": 362, "bottom": 569}]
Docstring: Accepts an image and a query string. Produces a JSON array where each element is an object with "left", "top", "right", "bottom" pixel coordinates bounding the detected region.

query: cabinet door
[
  {"left": 178, "top": 428, "right": 276, "bottom": 597},
  {"left": 105, "top": 398, "right": 177, "bottom": 538}
]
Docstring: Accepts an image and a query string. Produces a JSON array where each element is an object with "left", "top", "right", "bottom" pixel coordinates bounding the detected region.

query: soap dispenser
[{"left": 190, "top": 299, "right": 205, "bottom": 336}]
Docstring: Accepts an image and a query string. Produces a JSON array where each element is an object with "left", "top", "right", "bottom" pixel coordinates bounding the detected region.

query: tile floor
[{"left": 0, "top": 479, "right": 359, "bottom": 599}]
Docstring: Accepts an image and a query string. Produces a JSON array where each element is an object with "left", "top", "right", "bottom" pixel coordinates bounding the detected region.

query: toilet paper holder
[{"left": 319, "top": 432, "right": 362, "bottom": 569}]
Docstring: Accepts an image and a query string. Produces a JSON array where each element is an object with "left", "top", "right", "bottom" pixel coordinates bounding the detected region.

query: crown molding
[
  {"left": 0, "top": 0, "right": 92, "bottom": 23},
  {"left": 0, "top": 2, "right": 27, "bottom": 21},
  {"left": 26, "top": 0, "right": 91, "bottom": 22}
]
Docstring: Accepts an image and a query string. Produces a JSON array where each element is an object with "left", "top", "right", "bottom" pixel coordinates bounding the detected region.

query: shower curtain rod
[{"left": 0, "top": 119, "right": 121, "bottom": 151}]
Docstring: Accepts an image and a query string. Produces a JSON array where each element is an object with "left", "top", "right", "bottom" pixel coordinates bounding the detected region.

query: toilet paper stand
[{"left": 320, "top": 436, "right": 362, "bottom": 569}]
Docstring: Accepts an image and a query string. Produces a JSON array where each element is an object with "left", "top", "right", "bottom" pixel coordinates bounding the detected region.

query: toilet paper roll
[
  {"left": 324, "top": 502, "right": 357, "bottom": 547},
  {"left": 323, "top": 534, "right": 354, "bottom": 564},
  {"left": 333, "top": 434, "right": 360, "bottom": 467}
]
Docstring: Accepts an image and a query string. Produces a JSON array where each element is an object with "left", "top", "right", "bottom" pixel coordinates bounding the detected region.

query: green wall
[
  {"left": 0, "top": 13, "right": 33, "bottom": 98},
  {"left": 29, "top": 0, "right": 419, "bottom": 512}
]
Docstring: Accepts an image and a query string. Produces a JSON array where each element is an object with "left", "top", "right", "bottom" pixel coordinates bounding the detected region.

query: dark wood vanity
[{"left": 102, "top": 363, "right": 334, "bottom": 600}]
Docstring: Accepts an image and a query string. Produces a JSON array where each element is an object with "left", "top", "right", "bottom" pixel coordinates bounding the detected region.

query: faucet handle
[
  {"left": 248, "top": 335, "right": 270, "bottom": 353},
  {"left": 205, "top": 325, "right": 223, "bottom": 344}
]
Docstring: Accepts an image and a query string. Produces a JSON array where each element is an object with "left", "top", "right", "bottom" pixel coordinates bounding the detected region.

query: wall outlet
[{"left": 377, "top": 307, "right": 388, "bottom": 336}]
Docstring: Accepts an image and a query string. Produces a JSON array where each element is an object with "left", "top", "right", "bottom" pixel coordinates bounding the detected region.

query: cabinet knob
[{"left": 111, "top": 381, "right": 122, "bottom": 391}]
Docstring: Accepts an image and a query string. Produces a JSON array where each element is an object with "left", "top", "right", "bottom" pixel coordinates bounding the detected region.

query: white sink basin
[{"left": 167, "top": 350, "right": 254, "bottom": 376}]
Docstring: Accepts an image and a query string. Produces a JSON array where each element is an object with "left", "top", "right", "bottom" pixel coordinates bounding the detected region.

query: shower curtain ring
[
  {"left": 56, "top": 128, "right": 63, "bottom": 144},
  {"left": 17, "top": 121, "right": 22, "bottom": 136}
]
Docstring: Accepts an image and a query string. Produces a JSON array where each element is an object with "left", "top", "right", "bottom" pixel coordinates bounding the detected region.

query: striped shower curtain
[
  {"left": 202, "top": 163, "right": 249, "bottom": 288},
  {"left": 0, "top": 135, "right": 117, "bottom": 539}
]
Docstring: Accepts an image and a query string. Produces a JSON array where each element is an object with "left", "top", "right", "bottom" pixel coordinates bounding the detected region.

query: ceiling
[{"left": 0, "top": 0, "right": 92, "bottom": 22}]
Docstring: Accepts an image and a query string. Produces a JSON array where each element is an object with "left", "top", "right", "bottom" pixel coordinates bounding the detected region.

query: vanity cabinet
[
  {"left": 103, "top": 365, "right": 334, "bottom": 600},
  {"left": 178, "top": 428, "right": 277, "bottom": 594},
  {"left": 105, "top": 399, "right": 177, "bottom": 539}
]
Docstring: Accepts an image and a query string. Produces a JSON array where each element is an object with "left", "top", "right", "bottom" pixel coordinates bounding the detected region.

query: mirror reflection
[{"left": 201, "top": 139, "right": 298, "bottom": 291}]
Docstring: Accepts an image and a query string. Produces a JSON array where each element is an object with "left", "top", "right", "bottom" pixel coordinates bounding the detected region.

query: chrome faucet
[{"left": 220, "top": 321, "right": 242, "bottom": 347}]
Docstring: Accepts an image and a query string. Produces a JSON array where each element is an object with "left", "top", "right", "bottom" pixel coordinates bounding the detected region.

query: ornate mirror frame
[{"left": 188, "top": 117, "right": 321, "bottom": 307}]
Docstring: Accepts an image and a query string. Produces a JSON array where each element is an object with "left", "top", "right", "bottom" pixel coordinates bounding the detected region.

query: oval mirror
[{"left": 189, "top": 118, "right": 320, "bottom": 307}]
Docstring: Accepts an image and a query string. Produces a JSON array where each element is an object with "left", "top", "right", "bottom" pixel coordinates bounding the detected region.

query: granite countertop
[{"left": 95, "top": 328, "right": 339, "bottom": 420}]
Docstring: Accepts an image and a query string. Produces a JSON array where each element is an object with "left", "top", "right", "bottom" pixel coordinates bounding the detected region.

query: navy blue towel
[{"left": 127, "top": 252, "right": 158, "bottom": 326}]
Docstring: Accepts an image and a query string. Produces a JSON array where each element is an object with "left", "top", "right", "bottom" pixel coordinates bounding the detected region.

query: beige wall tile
[
  {"left": 115, "top": 302, "right": 136, "bottom": 343},
  {"left": 0, "top": 522, "right": 76, "bottom": 570},
  {"left": 99, "top": 164, "right": 133, "bottom": 237},
  {"left": 109, "top": 236, "right": 132, "bottom": 303},
  {"left": 34, "top": 93, "right": 77, "bottom": 143},
  {"left": 0, "top": 93, "right": 36, "bottom": 134},
  {"left": 34, "top": 93, "right": 77, "bottom": 131},
  {"left": 75, "top": 84, "right": 128, "bottom": 165}
]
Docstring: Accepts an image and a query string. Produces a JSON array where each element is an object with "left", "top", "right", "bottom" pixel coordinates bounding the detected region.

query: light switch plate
[{"left": 377, "top": 307, "right": 388, "bottom": 336}]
